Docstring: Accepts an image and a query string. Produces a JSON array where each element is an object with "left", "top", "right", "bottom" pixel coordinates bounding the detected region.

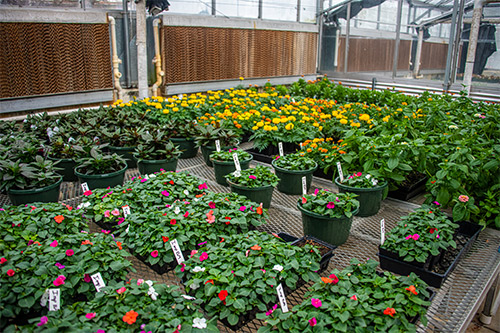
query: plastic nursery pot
[
  {"left": 210, "top": 156, "right": 253, "bottom": 186},
  {"left": 226, "top": 180, "right": 275, "bottom": 209},
  {"left": 271, "top": 159, "right": 317, "bottom": 195},
  {"left": 108, "top": 145, "right": 137, "bottom": 168},
  {"left": 297, "top": 203, "right": 359, "bottom": 246},
  {"left": 170, "top": 138, "right": 198, "bottom": 159},
  {"left": 7, "top": 177, "right": 63, "bottom": 205},
  {"left": 335, "top": 177, "right": 388, "bottom": 217},
  {"left": 74, "top": 163, "right": 127, "bottom": 190},
  {"left": 200, "top": 143, "right": 239, "bottom": 167},
  {"left": 47, "top": 156, "right": 78, "bottom": 181},
  {"left": 137, "top": 157, "right": 178, "bottom": 175}
]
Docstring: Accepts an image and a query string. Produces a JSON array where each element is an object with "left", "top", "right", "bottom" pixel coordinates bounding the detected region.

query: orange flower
[
  {"left": 205, "top": 279, "right": 214, "bottom": 285},
  {"left": 251, "top": 245, "right": 261, "bottom": 251},
  {"left": 405, "top": 285, "right": 418, "bottom": 295},
  {"left": 116, "top": 241, "right": 123, "bottom": 250},
  {"left": 82, "top": 240, "right": 93, "bottom": 245},
  {"left": 54, "top": 215, "right": 64, "bottom": 224},
  {"left": 321, "top": 277, "right": 334, "bottom": 284},
  {"left": 256, "top": 206, "right": 263, "bottom": 215},
  {"left": 122, "top": 310, "right": 138, "bottom": 324},
  {"left": 383, "top": 307, "right": 396, "bottom": 317}
]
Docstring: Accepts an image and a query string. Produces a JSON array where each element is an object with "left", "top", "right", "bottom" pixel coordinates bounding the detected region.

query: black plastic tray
[
  {"left": 378, "top": 220, "right": 481, "bottom": 288},
  {"left": 387, "top": 173, "right": 428, "bottom": 201}
]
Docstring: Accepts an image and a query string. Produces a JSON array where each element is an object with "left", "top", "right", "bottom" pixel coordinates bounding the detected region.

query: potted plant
[
  {"left": 74, "top": 147, "right": 128, "bottom": 190},
  {"left": 225, "top": 165, "right": 279, "bottom": 208},
  {"left": 0, "top": 155, "right": 63, "bottom": 205},
  {"left": 46, "top": 134, "right": 79, "bottom": 181},
  {"left": 271, "top": 152, "right": 318, "bottom": 195},
  {"left": 194, "top": 124, "right": 240, "bottom": 167},
  {"left": 297, "top": 189, "right": 359, "bottom": 246},
  {"left": 101, "top": 126, "right": 142, "bottom": 168},
  {"left": 134, "top": 131, "right": 182, "bottom": 175},
  {"left": 210, "top": 149, "right": 253, "bottom": 186},
  {"left": 161, "top": 118, "right": 200, "bottom": 159},
  {"left": 335, "top": 172, "right": 388, "bottom": 217}
]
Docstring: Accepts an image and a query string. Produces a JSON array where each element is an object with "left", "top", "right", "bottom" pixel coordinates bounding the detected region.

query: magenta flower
[
  {"left": 66, "top": 249, "right": 74, "bottom": 256},
  {"left": 84, "top": 274, "right": 91, "bottom": 283},
  {"left": 432, "top": 201, "right": 440, "bottom": 206},
  {"left": 37, "top": 316, "right": 48, "bottom": 327},
  {"left": 161, "top": 190, "right": 170, "bottom": 197},
  {"left": 311, "top": 298, "right": 322, "bottom": 308},
  {"left": 356, "top": 172, "right": 362, "bottom": 176},
  {"left": 104, "top": 210, "right": 111, "bottom": 218},
  {"left": 180, "top": 263, "right": 186, "bottom": 272},
  {"left": 83, "top": 190, "right": 92, "bottom": 196},
  {"left": 326, "top": 202, "right": 335, "bottom": 209},
  {"left": 111, "top": 209, "right": 120, "bottom": 216},
  {"left": 53, "top": 275, "right": 66, "bottom": 286},
  {"left": 117, "top": 217, "right": 125, "bottom": 225},
  {"left": 309, "top": 317, "right": 317, "bottom": 326},
  {"left": 436, "top": 234, "right": 440, "bottom": 239},
  {"left": 411, "top": 234, "right": 420, "bottom": 241},
  {"left": 458, "top": 195, "right": 469, "bottom": 203},
  {"left": 184, "top": 211, "right": 189, "bottom": 218},
  {"left": 405, "top": 235, "right": 412, "bottom": 240},
  {"left": 96, "top": 330, "right": 105, "bottom": 333},
  {"left": 209, "top": 201, "right": 216, "bottom": 209},
  {"left": 151, "top": 250, "right": 159, "bottom": 258},
  {"left": 49, "top": 240, "right": 58, "bottom": 247},
  {"left": 198, "top": 182, "right": 208, "bottom": 190},
  {"left": 314, "top": 188, "right": 319, "bottom": 195},
  {"left": 239, "top": 206, "right": 246, "bottom": 212},
  {"left": 116, "top": 287, "right": 127, "bottom": 294},
  {"left": 199, "top": 252, "right": 208, "bottom": 262},
  {"left": 249, "top": 175, "right": 257, "bottom": 180},
  {"left": 140, "top": 178, "right": 147, "bottom": 183},
  {"left": 55, "top": 262, "right": 65, "bottom": 269},
  {"left": 85, "top": 312, "right": 96, "bottom": 319}
]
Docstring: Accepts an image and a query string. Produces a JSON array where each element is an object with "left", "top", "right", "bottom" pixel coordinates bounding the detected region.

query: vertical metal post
[
  {"left": 316, "top": 0, "right": 323, "bottom": 72},
  {"left": 414, "top": 27, "right": 424, "bottom": 78},
  {"left": 344, "top": 1, "right": 351, "bottom": 73},
  {"left": 407, "top": 4, "right": 412, "bottom": 34},
  {"left": 122, "top": 0, "right": 131, "bottom": 87},
  {"left": 258, "top": 0, "right": 263, "bottom": 19},
  {"left": 297, "top": 0, "right": 301, "bottom": 22},
  {"left": 136, "top": 0, "right": 149, "bottom": 98},
  {"left": 443, "top": 0, "right": 459, "bottom": 91},
  {"left": 376, "top": 4, "right": 381, "bottom": 30},
  {"left": 212, "top": 0, "right": 216, "bottom": 15},
  {"left": 392, "top": 0, "right": 403, "bottom": 79},
  {"left": 464, "top": 0, "right": 484, "bottom": 94},
  {"left": 450, "top": 0, "right": 466, "bottom": 85}
]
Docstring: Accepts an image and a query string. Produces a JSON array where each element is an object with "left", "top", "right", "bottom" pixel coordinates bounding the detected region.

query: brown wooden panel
[
  {"left": 161, "top": 26, "right": 317, "bottom": 84},
  {"left": 420, "top": 41, "right": 448, "bottom": 70},
  {"left": 0, "top": 22, "right": 112, "bottom": 99}
]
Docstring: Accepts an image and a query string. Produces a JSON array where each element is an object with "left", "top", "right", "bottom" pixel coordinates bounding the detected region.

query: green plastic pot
[
  {"left": 7, "top": 177, "right": 63, "bottom": 205},
  {"left": 297, "top": 203, "right": 359, "bottom": 246},
  {"left": 137, "top": 157, "right": 178, "bottom": 175},
  {"left": 48, "top": 156, "right": 77, "bottom": 181},
  {"left": 271, "top": 159, "right": 317, "bottom": 195},
  {"left": 170, "top": 138, "right": 198, "bottom": 159},
  {"left": 227, "top": 180, "right": 275, "bottom": 208},
  {"left": 335, "top": 177, "right": 388, "bottom": 217},
  {"left": 109, "top": 146, "right": 137, "bottom": 168},
  {"left": 211, "top": 156, "right": 253, "bottom": 186},
  {"left": 74, "top": 163, "right": 127, "bottom": 190}
]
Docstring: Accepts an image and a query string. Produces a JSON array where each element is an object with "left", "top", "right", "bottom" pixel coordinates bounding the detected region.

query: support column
[
  {"left": 392, "top": 0, "right": 403, "bottom": 79},
  {"left": 413, "top": 27, "right": 424, "bottom": 78},
  {"left": 463, "top": 0, "right": 485, "bottom": 94},
  {"left": 136, "top": 0, "right": 149, "bottom": 99}
]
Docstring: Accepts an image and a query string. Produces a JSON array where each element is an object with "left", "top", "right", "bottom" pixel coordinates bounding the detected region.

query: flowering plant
[
  {"left": 225, "top": 165, "right": 279, "bottom": 188},
  {"left": 272, "top": 152, "right": 317, "bottom": 171},
  {"left": 176, "top": 231, "right": 321, "bottom": 329},
  {"left": 133, "top": 131, "right": 182, "bottom": 162},
  {"left": 257, "top": 258, "right": 430, "bottom": 332},
  {"left": 452, "top": 194, "right": 479, "bottom": 222},
  {"left": 209, "top": 148, "right": 252, "bottom": 162},
  {"left": 340, "top": 172, "right": 384, "bottom": 188},
  {"left": 0, "top": 155, "right": 62, "bottom": 192},
  {"left": 26, "top": 280, "right": 217, "bottom": 332},
  {"left": 194, "top": 124, "right": 240, "bottom": 148},
  {"left": 298, "top": 189, "right": 359, "bottom": 219},
  {"left": 381, "top": 204, "right": 459, "bottom": 263}
]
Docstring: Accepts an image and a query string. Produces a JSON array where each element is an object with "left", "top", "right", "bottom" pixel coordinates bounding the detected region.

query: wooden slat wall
[{"left": 419, "top": 42, "right": 449, "bottom": 70}]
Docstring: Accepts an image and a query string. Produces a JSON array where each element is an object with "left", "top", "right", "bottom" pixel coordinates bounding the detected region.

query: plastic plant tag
[
  {"left": 278, "top": 142, "right": 284, "bottom": 157},
  {"left": 125, "top": 224, "right": 130, "bottom": 234},
  {"left": 337, "top": 162, "right": 344, "bottom": 182},
  {"left": 380, "top": 218, "right": 385, "bottom": 245},
  {"left": 40, "top": 289, "right": 49, "bottom": 307},
  {"left": 170, "top": 239, "right": 185, "bottom": 264},
  {"left": 302, "top": 176, "right": 307, "bottom": 196},
  {"left": 48, "top": 289, "right": 60, "bottom": 311},
  {"left": 276, "top": 283, "right": 289, "bottom": 313},
  {"left": 300, "top": 142, "right": 304, "bottom": 150},
  {"left": 91, "top": 272, "right": 106, "bottom": 292},
  {"left": 122, "top": 205, "right": 131, "bottom": 217},
  {"left": 215, "top": 140, "right": 221, "bottom": 152},
  {"left": 232, "top": 153, "right": 241, "bottom": 171},
  {"left": 233, "top": 170, "right": 241, "bottom": 177},
  {"left": 81, "top": 182, "right": 90, "bottom": 193}
]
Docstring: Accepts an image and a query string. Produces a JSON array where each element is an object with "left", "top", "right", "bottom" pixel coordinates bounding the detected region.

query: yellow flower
[
  {"left": 285, "top": 123, "right": 294, "bottom": 130},
  {"left": 382, "top": 116, "right": 390, "bottom": 122},
  {"left": 340, "top": 119, "right": 348, "bottom": 125},
  {"left": 359, "top": 114, "right": 370, "bottom": 121},
  {"left": 272, "top": 118, "right": 281, "bottom": 125}
]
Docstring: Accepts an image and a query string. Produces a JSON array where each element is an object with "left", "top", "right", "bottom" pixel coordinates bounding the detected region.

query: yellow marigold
[
  {"left": 382, "top": 116, "right": 390, "bottom": 122},
  {"left": 340, "top": 119, "right": 348, "bottom": 125},
  {"left": 172, "top": 107, "right": 179, "bottom": 112},
  {"left": 162, "top": 109, "right": 169, "bottom": 114},
  {"left": 272, "top": 118, "right": 281, "bottom": 124},
  {"left": 359, "top": 114, "right": 370, "bottom": 121},
  {"left": 285, "top": 123, "right": 294, "bottom": 130}
]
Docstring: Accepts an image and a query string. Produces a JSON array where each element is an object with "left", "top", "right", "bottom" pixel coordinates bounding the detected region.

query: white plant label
[
  {"left": 122, "top": 205, "right": 131, "bottom": 217},
  {"left": 278, "top": 142, "right": 284, "bottom": 157},
  {"left": 48, "top": 289, "right": 60, "bottom": 311},
  {"left": 125, "top": 224, "right": 130, "bottom": 234},
  {"left": 276, "top": 283, "right": 289, "bottom": 313},
  {"left": 380, "top": 218, "right": 385, "bottom": 245},
  {"left": 81, "top": 182, "right": 90, "bottom": 193},
  {"left": 337, "top": 162, "right": 344, "bottom": 182},
  {"left": 300, "top": 142, "right": 304, "bottom": 150},
  {"left": 232, "top": 153, "right": 241, "bottom": 171},
  {"left": 215, "top": 140, "right": 221, "bottom": 152},
  {"left": 170, "top": 239, "right": 185, "bottom": 264},
  {"left": 91, "top": 272, "right": 106, "bottom": 292},
  {"left": 302, "top": 176, "right": 307, "bottom": 196},
  {"left": 40, "top": 290, "right": 49, "bottom": 307}
]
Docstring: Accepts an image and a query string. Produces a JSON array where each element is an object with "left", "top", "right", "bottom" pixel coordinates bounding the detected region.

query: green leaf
[
  {"left": 227, "top": 314, "right": 239, "bottom": 326},
  {"left": 233, "top": 298, "right": 246, "bottom": 310},
  {"left": 387, "top": 157, "right": 399, "bottom": 170},
  {"left": 110, "top": 261, "right": 125, "bottom": 271},
  {"left": 18, "top": 296, "right": 35, "bottom": 308}
]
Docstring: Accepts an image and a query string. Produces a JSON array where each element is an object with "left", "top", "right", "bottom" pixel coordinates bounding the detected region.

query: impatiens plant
[
  {"left": 340, "top": 172, "right": 384, "bottom": 188},
  {"left": 299, "top": 189, "right": 359, "bottom": 219},
  {"left": 23, "top": 280, "right": 218, "bottom": 332},
  {"left": 272, "top": 152, "right": 317, "bottom": 171},
  {"left": 225, "top": 165, "right": 279, "bottom": 188},
  {"left": 175, "top": 231, "right": 322, "bottom": 329},
  {"left": 381, "top": 203, "right": 459, "bottom": 263},
  {"left": 209, "top": 148, "right": 252, "bottom": 162},
  {"left": 257, "top": 259, "right": 431, "bottom": 332}
]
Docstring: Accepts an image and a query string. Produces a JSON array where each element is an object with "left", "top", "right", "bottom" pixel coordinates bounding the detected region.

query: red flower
[
  {"left": 83, "top": 190, "right": 93, "bottom": 196},
  {"left": 116, "top": 241, "right": 123, "bottom": 250},
  {"left": 122, "top": 310, "right": 138, "bottom": 325},
  {"left": 302, "top": 197, "right": 307, "bottom": 204},
  {"left": 328, "top": 273, "right": 339, "bottom": 284},
  {"left": 429, "top": 228, "right": 437, "bottom": 234},
  {"left": 162, "top": 236, "right": 169, "bottom": 243},
  {"left": 7, "top": 269, "right": 15, "bottom": 277},
  {"left": 405, "top": 285, "right": 418, "bottom": 295},
  {"left": 256, "top": 206, "right": 263, "bottom": 215},
  {"left": 169, "top": 180, "right": 174, "bottom": 185},
  {"left": 384, "top": 307, "right": 396, "bottom": 317},
  {"left": 219, "top": 290, "right": 228, "bottom": 304},
  {"left": 251, "top": 245, "right": 261, "bottom": 251},
  {"left": 170, "top": 219, "right": 177, "bottom": 225},
  {"left": 54, "top": 215, "right": 64, "bottom": 223},
  {"left": 205, "top": 279, "right": 214, "bottom": 285},
  {"left": 0, "top": 257, "right": 7, "bottom": 264},
  {"left": 209, "top": 201, "right": 216, "bottom": 209}
]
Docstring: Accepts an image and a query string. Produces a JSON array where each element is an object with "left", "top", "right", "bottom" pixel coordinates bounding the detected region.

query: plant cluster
[
  {"left": 299, "top": 189, "right": 359, "bottom": 219},
  {"left": 210, "top": 148, "right": 252, "bottom": 162},
  {"left": 272, "top": 152, "right": 317, "bottom": 171},
  {"left": 225, "top": 165, "right": 280, "bottom": 188},
  {"left": 340, "top": 172, "right": 383, "bottom": 188}
]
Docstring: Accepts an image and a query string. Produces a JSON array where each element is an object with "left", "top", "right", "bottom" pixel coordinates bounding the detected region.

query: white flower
[
  {"left": 148, "top": 287, "right": 158, "bottom": 301},
  {"left": 192, "top": 317, "right": 207, "bottom": 329},
  {"left": 190, "top": 282, "right": 200, "bottom": 290},
  {"left": 148, "top": 173, "right": 156, "bottom": 178},
  {"left": 273, "top": 264, "right": 283, "bottom": 272},
  {"left": 449, "top": 125, "right": 458, "bottom": 129},
  {"left": 192, "top": 266, "right": 205, "bottom": 273},
  {"left": 174, "top": 207, "right": 180, "bottom": 214},
  {"left": 183, "top": 189, "right": 189, "bottom": 196},
  {"left": 145, "top": 280, "right": 153, "bottom": 287},
  {"left": 181, "top": 294, "right": 196, "bottom": 300}
]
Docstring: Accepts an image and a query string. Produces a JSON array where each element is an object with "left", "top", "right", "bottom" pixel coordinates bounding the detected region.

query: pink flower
[
  {"left": 405, "top": 235, "right": 412, "bottom": 240},
  {"left": 350, "top": 295, "right": 358, "bottom": 301},
  {"left": 111, "top": 209, "right": 120, "bottom": 216},
  {"left": 84, "top": 274, "right": 91, "bottom": 282},
  {"left": 66, "top": 249, "right": 74, "bottom": 256},
  {"left": 311, "top": 298, "right": 322, "bottom": 308},
  {"left": 411, "top": 234, "right": 420, "bottom": 241},
  {"left": 433, "top": 201, "right": 440, "bottom": 206},
  {"left": 140, "top": 178, "right": 147, "bottom": 183},
  {"left": 356, "top": 172, "right": 362, "bottom": 176},
  {"left": 0, "top": 257, "right": 6, "bottom": 264},
  {"left": 7, "top": 269, "right": 15, "bottom": 277},
  {"left": 199, "top": 252, "right": 208, "bottom": 262},
  {"left": 180, "top": 263, "right": 185, "bottom": 272},
  {"left": 83, "top": 190, "right": 92, "bottom": 196},
  {"left": 162, "top": 190, "right": 170, "bottom": 197},
  {"left": 309, "top": 317, "right": 317, "bottom": 326},
  {"left": 184, "top": 211, "right": 189, "bottom": 217},
  {"left": 198, "top": 183, "right": 208, "bottom": 190},
  {"left": 329, "top": 273, "right": 339, "bottom": 284},
  {"left": 86, "top": 312, "right": 96, "bottom": 319},
  {"left": 302, "top": 197, "right": 307, "bottom": 204},
  {"left": 137, "top": 279, "right": 144, "bottom": 285},
  {"left": 104, "top": 210, "right": 111, "bottom": 218},
  {"left": 436, "top": 234, "right": 440, "bottom": 239},
  {"left": 116, "top": 287, "right": 127, "bottom": 294},
  {"left": 37, "top": 316, "right": 48, "bottom": 327},
  {"left": 55, "top": 262, "right": 65, "bottom": 269},
  {"left": 249, "top": 175, "right": 257, "bottom": 180},
  {"left": 50, "top": 240, "right": 58, "bottom": 247},
  {"left": 151, "top": 250, "right": 159, "bottom": 258},
  {"left": 239, "top": 206, "right": 246, "bottom": 212},
  {"left": 190, "top": 249, "right": 198, "bottom": 257},
  {"left": 314, "top": 188, "right": 319, "bottom": 195},
  {"left": 53, "top": 275, "right": 66, "bottom": 286},
  {"left": 209, "top": 201, "right": 216, "bottom": 209},
  {"left": 326, "top": 202, "right": 335, "bottom": 209},
  {"left": 458, "top": 195, "right": 469, "bottom": 203},
  {"left": 117, "top": 217, "right": 125, "bottom": 225}
]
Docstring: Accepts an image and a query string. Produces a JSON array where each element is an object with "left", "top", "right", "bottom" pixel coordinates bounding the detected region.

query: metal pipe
[
  {"left": 212, "top": 0, "right": 216, "bottom": 15},
  {"left": 258, "top": 0, "right": 263, "bottom": 19},
  {"left": 413, "top": 27, "right": 424, "bottom": 78},
  {"left": 297, "top": 0, "right": 301, "bottom": 22},
  {"left": 108, "top": 15, "right": 124, "bottom": 101},
  {"left": 463, "top": 0, "right": 490, "bottom": 94},
  {"left": 317, "top": 14, "right": 323, "bottom": 72},
  {"left": 122, "top": 0, "right": 131, "bottom": 88},
  {"left": 392, "top": 0, "right": 403, "bottom": 79},
  {"left": 152, "top": 18, "right": 164, "bottom": 97},
  {"left": 136, "top": 0, "right": 149, "bottom": 99},
  {"left": 451, "top": 0, "right": 466, "bottom": 84},
  {"left": 343, "top": 1, "right": 351, "bottom": 73},
  {"left": 443, "top": 0, "right": 459, "bottom": 91}
]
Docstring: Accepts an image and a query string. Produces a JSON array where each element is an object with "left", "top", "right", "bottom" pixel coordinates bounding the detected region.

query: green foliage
[
  {"left": 272, "top": 152, "right": 317, "bottom": 171},
  {"left": 225, "top": 165, "right": 279, "bottom": 188},
  {"left": 299, "top": 189, "right": 359, "bottom": 219}
]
